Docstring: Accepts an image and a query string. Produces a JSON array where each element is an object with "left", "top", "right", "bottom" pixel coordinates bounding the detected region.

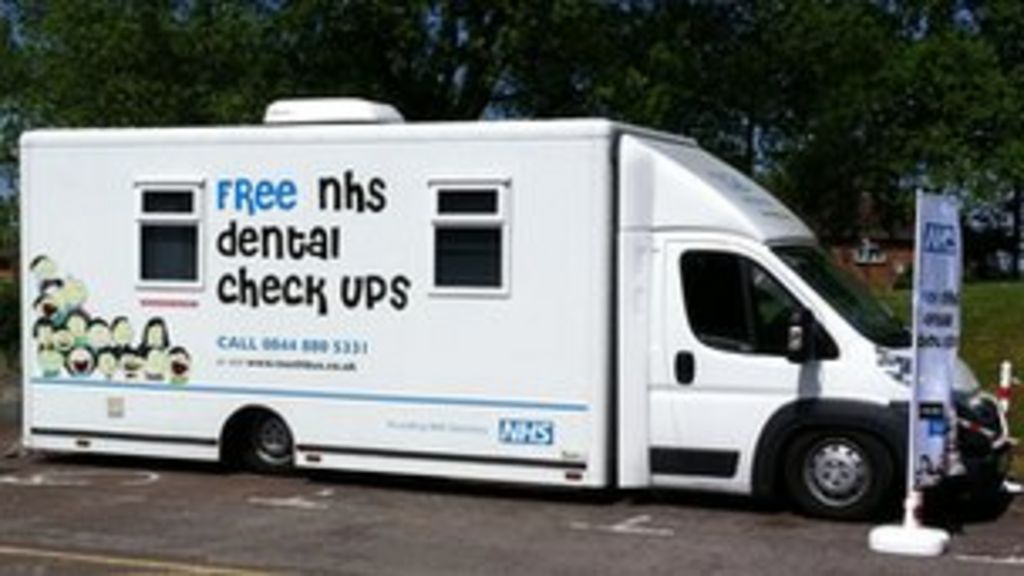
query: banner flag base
[
  {"left": 869, "top": 524, "right": 949, "bottom": 557},
  {"left": 868, "top": 491, "right": 949, "bottom": 557}
]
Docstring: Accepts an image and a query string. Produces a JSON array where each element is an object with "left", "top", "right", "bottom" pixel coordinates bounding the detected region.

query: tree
[
  {"left": 11, "top": 0, "right": 275, "bottom": 127},
  {"left": 2, "top": 0, "right": 1023, "bottom": 273},
  {"left": 0, "top": 3, "right": 23, "bottom": 166},
  {"left": 736, "top": 0, "right": 901, "bottom": 237},
  {"left": 971, "top": 0, "right": 1024, "bottom": 277},
  {"left": 271, "top": 0, "right": 521, "bottom": 120}
]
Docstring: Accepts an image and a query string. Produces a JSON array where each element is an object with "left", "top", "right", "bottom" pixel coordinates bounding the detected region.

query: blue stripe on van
[{"left": 29, "top": 377, "right": 590, "bottom": 413}]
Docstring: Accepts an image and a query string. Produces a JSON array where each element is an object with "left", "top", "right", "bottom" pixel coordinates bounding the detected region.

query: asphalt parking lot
[{"left": 0, "top": 397, "right": 1021, "bottom": 575}]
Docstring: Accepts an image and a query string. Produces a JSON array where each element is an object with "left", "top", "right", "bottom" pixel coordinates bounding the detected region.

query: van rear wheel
[
  {"left": 244, "top": 412, "right": 294, "bottom": 473},
  {"left": 784, "top": 430, "right": 893, "bottom": 520}
]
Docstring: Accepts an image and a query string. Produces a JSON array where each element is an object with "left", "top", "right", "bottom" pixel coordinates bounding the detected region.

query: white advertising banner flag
[{"left": 911, "top": 192, "right": 961, "bottom": 488}]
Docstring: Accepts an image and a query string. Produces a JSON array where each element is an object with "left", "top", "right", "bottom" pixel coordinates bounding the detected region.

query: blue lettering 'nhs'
[
  {"left": 923, "top": 223, "right": 957, "bottom": 255},
  {"left": 498, "top": 419, "right": 554, "bottom": 445}
]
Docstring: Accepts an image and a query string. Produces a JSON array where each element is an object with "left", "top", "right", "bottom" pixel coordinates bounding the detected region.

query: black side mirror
[{"left": 786, "top": 308, "right": 818, "bottom": 363}]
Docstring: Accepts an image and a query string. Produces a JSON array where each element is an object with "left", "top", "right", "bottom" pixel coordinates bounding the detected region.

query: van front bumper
[{"left": 952, "top": 391, "right": 1013, "bottom": 497}]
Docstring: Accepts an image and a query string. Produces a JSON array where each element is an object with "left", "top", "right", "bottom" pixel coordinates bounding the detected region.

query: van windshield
[{"left": 774, "top": 245, "right": 911, "bottom": 348}]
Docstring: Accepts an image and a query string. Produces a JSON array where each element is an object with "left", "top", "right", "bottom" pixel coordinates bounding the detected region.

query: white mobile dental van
[{"left": 19, "top": 99, "right": 1008, "bottom": 519}]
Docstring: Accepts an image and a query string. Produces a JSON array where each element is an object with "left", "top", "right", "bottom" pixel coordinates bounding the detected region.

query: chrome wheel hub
[
  {"left": 803, "top": 439, "right": 870, "bottom": 508},
  {"left": 257, "top": 417, "right": 291, "bottom": 460}
]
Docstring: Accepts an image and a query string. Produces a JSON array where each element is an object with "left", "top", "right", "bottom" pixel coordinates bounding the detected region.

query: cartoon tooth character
[
  {"left": 168, "top": 347, "right": 192, "bottom": 385},
  {"left": 29, "top": 255, "right": 59, "bottom": 286},
  {"left": 59, "top": 277, "right": 88, "bottom": 312},
  {"left": 33, "top": 292, "right": 62, "bottom": 321},
  {"left": 37, "top": 343, "right": 64, "bottom": 378},
  {"left": 65, "top": 311, "right": 90, "bottom": 347},
  {"left": 120, "top": 348, "right": 144, "bottom": 380},
  {"left": 86, "top": 319, "right": 113, "bottom": 351},
  {"left": 142, "top": 318, "right": 170, "bottom": 350},
  {"left": 143, "top": 347, "right": 168, "bottom": 382},
  {"left": 33, "top": 319, "right": 56, "bottom": 348},
  {"left": 110, "top": 317, "right": 133, "bottom": 350},
  {"left": 40, "top": 278, "right": 63, "bottom": 298},
  {"left": 53, "top": 328, "right": 75, "bottom": 355},
  {"left": 96, "top": 348, "right": 119, "bottom": 380},
  {"left": 65, "top": 346, "right": 96, "bottom": 377}
]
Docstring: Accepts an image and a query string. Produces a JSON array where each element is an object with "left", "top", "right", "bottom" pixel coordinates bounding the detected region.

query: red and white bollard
[
  {"left": 997, "top": 361, "right": 1022, "bottom": 495},
  {"left": 997, "top": 361, "right": 1014, "bottom": 414}
]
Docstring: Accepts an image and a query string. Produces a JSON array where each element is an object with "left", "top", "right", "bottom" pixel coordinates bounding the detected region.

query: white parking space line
[
  {"left": 0, "top": 469, "right": 160, "bottom": 487},
  {"left": 248, "top": 495, "right": 329, "bottom": 511},
  {"left": 956, "top": 553, "right": 1024, "bottom": 567},
  {"left": 569, "top": 514, "right": 675, "bottom": 538},
  {"left": 0, "top": 544, "right": 268, "bottom": 575}
]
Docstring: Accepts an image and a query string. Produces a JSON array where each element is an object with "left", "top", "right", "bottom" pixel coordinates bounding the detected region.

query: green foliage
[
  {"left": 0, "top": 196, "right": 14, "bottom": 251},
  {"left": 0, "top": 279, "right": 16, "bottom": 368},
  {"left": 0, "top": 0, "right": 1022, "bottom": 253},
  {"left": 269, "top": 0, "right": 520, "bottom": 120},
  {"left": 11, "top": 0, "right": 274, "bottom": 127}
]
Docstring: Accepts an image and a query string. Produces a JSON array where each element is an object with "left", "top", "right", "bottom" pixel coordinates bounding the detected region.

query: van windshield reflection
[{"left": 774, "top": 246, "right": 911, "bottom": 348}]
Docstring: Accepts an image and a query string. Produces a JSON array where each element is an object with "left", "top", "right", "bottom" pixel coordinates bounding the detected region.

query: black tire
[
  {"left": 784, "top": 430, "right": 894, "bottom": 520},
  {"left": 243, "top": 412, "right": 294, "bottom": 473}
]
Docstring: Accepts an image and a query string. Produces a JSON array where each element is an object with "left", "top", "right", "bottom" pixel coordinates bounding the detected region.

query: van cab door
[{"left": 648, "top": 238, "right": 827, "bottom": 493}]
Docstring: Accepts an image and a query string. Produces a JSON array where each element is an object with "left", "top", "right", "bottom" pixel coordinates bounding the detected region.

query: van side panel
[{"left": 21, "top": 131, "right": 613, "bottom": 487}]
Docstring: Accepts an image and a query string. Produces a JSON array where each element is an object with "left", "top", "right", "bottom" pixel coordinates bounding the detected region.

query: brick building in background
[
  {"left": 824, "top": 192, "right": 914, "bottom": 292},
  {"left": 827, "top": 190, "right": 1024, "bottom": 290},
  {"left": 830, "top": 236, "right": 913, "bottom": 291}
]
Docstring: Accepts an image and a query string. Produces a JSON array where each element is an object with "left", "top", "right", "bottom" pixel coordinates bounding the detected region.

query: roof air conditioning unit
[{"left": 264, "top": 98, "right": 405, "bottom": 125}]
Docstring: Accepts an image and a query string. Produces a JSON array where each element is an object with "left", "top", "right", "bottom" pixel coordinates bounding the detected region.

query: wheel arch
[
  {"left": 218, "top": 404, "right": 292, "bottom": 465},
  {"left": 751, "top": 398, "right": 907, "bottom": 500}
]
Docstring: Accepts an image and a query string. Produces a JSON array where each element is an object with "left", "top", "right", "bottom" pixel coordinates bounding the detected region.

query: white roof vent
[{"left": 264, "top": 98, "right": 404, "bottom": 125}]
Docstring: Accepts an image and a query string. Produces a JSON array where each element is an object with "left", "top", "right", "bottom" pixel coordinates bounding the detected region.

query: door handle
[{"left": 674, "top": 351, "right": 695, "bottom": 385}]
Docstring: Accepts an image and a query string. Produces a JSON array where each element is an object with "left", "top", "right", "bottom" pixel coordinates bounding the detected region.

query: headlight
[
  {"left": 954, "top": 390, "right": 1006, "bottom": 455},
  {"left": 954, "top": 359, "right": 981, "bottom": 393}
]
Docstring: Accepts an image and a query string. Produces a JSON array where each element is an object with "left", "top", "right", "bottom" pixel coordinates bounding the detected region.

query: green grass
[{"left": 880, "top": 281, "right": 1024, "bottom": 476}]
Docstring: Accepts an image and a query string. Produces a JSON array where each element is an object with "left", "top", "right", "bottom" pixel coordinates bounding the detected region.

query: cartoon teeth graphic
[
  {"left": 29, "top": 255, "right": 59, "bottom": 286},
  {"left": 37, "top": 343, "right": 63, "bottom": 378},
  {"left": 65, "top": 311, "right": 90, "bottom": 347},
  {"left": 33, "top": 319, "right": 56, "bottom": 348},
  {"left": 53, "top": 328, "right": 75, "bottom": 354},
  {"left": 110, "top": 317, "right": 134, "bottom": 350},
  {"left": 143, "top": 318, "right": 170, "bottom": 350},
  {"left": 168, "top": 347, "right": 192, "bottom": 385},
  {"left": 65, "top": 346, "right": 96, "bottom": 377},
  {"left": 59, "top": 277, "right": 88, "bottom": 311},
  {"left": 33, "top": 293, "right": 61, "bottom": 321},
  {"left": 143, "top": 348, "right": 168, "bottom": 382},
  {"left": 40, "top": 279, "right": 63, "bottom": 297},
  {"left": 120, "top": 348, "right": 144, "bottom": 380},
  {"left": 30, "top": 256, "right": 194, "bottom": 384},
  {"left": 86, "top": 319, "right": 112, "bottom": 351},
  {"left": 96, "top": 348, "right": 119, "bottom": 380}
]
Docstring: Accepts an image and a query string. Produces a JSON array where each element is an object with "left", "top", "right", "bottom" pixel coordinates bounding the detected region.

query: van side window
[
  {"left": 136, "top": 183, "right": 203, "bottom": 288},
  {"left": 680, "top": 251, "right": 836, "bottom": 357},
  {"left": 431, "top": 182, "right": 509, "bottom": 293}
]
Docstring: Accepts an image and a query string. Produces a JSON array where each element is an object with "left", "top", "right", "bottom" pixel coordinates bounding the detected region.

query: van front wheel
[{"left": 784, "top": 430, "right": 893, "bottom": 520}]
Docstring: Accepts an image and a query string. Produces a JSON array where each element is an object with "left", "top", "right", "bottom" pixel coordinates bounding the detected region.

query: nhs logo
[
  {"left": 498, "top": 419, "right": 554, "bottom": 445},
  {"left": 923, "top": 223, "right": 957, "bottom": 255}
]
